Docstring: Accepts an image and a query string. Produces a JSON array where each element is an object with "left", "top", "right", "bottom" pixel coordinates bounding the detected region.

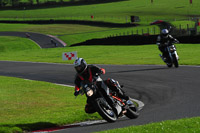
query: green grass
[
  {"left": 59, "top": 25, "right": 161, "bottom": 46},
  {"left": 0, "top": 36, "right": 40, "bottom": 52},
  {"left": 1, "top": 0, "right": 200, "bottom": 22},
  {"left": 0, "top": 76, "right": 100, "bottom": 132},
  {"left": 0, "top": 38, "right": 200, "bottom": 65},
  {"left": 0, "top": 23, "right": 113, "bottom": 46},
  {"left": 0, "top": 23, "right": 111, "bottom": 36},
  {"left": 97, "top": 117, "right": 200, "bottom": 133},
  {"left": 0, "top": 23, "right": 161, "bottom": 46}
]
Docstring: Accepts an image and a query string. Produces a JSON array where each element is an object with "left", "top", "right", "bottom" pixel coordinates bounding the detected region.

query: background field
[
  {"left": 0, "top": 23, "right": 162, "bottom": 46},
  {"left": 1, "top": 0, "right": 200, "bottom": 45},
  {"left": 1, "top": 0, "right": 200, "bottom": 22}
]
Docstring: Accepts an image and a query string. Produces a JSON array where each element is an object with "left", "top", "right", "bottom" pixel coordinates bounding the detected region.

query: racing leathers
[{"left": 74, "top": 65, "right": 129, "bottom": 114}]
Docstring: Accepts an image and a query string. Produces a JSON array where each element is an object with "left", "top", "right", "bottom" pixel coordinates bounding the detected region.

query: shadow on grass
[
  {"left": 1, "top": 122, "right": 57, "bottom": 132},
  {"left": 1, "top": 120, "right": 108, "bottom": 132},
  {"left": 0, "top": 19, "right": 138, "bottom": 28}
]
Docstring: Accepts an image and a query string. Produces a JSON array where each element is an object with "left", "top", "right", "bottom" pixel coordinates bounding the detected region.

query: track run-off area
[{"left": 0, "top": 61, "right": 200, "bottom": 133}]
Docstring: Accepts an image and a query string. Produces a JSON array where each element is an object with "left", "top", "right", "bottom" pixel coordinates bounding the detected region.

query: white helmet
[
  {"left": 161, "top": 29, "right": 169, "bottom": 37},
  {"left": 74, "top": 58, "right": 87, "bottom": 74}
]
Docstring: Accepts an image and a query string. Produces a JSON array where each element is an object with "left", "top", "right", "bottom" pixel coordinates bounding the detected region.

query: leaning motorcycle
[
  {"left": 159, "top": 41, "right": 179, "bottom": 68},
  {"left": 76, "top": 75, "right": 139, "bottom": 122}
]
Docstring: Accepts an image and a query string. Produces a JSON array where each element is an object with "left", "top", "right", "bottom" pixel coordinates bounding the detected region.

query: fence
[
  {"left": 107, "top": 23, "right": 200, "bottom": 38},
  {"left": 107, "top": 26, "right": 161, "bottom": 38},
  {"left": 171, "top": 24, "right": 200, "bottom": 36}
]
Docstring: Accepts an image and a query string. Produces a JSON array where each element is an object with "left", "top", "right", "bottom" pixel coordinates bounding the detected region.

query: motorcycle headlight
[{"left": 86, "top": 89, "right": 94, "bottom": 97}]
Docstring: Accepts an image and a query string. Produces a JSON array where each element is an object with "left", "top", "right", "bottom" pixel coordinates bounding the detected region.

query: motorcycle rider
[
  {"left": 73, "top": 58, "right": 129, "bottom": 114},
  {"left": 156, "top": 29, "right": 179, "bottom": 62}
]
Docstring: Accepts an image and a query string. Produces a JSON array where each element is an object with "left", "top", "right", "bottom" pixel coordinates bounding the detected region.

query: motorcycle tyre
[
  {"left": 173, "top": 54, "right": 179, "bottom": 68},
  {"left": 167, "top": 63, "right": 173, "bottom": 68},
  {"left": 125, "top": 105, "right": 139, "bottom": 119},
  {"left": 94, "top": 99, "right": 117, "bottom": 123},
  {"left": 166, "top": 57, "right": 173, "bottom": 68}
]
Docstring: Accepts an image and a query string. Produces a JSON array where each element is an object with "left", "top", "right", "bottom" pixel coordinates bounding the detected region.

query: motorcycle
[
  {"left": 159, "top": 41, "right": 179, "bottom": 68},
  {"left": 76, "top": 75, "right": 139, "bottom": 122}
]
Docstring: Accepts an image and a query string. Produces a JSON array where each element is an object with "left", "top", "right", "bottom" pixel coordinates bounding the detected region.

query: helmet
[
  {"left": 161, "top": 29, "right": 169, "bottom": 38},
  {"left": 74, "top": 58, "right": 87, "bottom": 74}
]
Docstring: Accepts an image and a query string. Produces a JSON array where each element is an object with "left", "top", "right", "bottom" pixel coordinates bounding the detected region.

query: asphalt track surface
[
  {"left": 0, "top": 61, "right": 200, "bottom": 132},
  {"left": 0, "top": 32, "right": 66, "bottom": 48}
]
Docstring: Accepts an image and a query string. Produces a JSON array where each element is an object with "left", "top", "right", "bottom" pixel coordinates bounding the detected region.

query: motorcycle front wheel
[
  {"left": 172, "top": 54, "right": 179, "bottom": 68},
  {"left": 166, "top": 56, "right": 173, "bottom": 68},
  {"left": 167, "top": 63, "right": 173, "bottom": 68},
  {"left": 94, "top": 98, "right": 117, "bottom": 123},
  {"left": 125, "top": 105, "right": 139, "bottom": 119}
]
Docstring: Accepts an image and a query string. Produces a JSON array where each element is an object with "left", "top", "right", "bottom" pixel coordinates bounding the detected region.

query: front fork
[
  {"left": 168, "top": 45, "right": 179, "bottom": 61},
  {"left": 174, "top": 50, "right": 179, "bottom": 60}
]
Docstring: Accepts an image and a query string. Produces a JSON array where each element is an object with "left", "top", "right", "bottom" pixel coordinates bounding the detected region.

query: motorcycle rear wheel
[{"left": 95, "top": 98, "right": 117, "bottom": 123}]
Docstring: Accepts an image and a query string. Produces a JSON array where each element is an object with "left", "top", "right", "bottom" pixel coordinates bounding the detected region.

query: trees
[
  {"left": 0, "top": 0, "right": 8, "bottom": 7},
  {"left": 0, "top": 0, "right": 20, "bottom": 7}
]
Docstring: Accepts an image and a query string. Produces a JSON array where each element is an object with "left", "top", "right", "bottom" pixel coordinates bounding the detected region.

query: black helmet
[{"left": 74, "top": 58, "right": 87, "bottom": 74}]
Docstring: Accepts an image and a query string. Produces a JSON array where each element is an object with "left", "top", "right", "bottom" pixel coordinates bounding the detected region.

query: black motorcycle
[
  {"left": 159, "top": 41, "right": 179, "bottom": 68},
  {"left": 76, "top": 76, "right": 139, "bottom": 122}
]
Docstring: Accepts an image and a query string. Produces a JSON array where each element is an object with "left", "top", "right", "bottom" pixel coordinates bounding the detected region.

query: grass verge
[
  {"left": 97, "top": 117, "right": 200, "bottom": 133},
  {"left": 0, "top": 76, "right": 100, "bottom": 132},
  {"left": 0, "top": 36, "right": 40, "bottom": 52}
]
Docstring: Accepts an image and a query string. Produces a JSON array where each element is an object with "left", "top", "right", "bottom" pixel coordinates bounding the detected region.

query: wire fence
[
  {"left": 107, "top": 23, "right": 200, "bottom": 38},
  {"left": 107, "top": 27, "right": 160, "bottom": 38}
]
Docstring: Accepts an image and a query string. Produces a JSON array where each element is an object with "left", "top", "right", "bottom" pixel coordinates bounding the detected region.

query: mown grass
[
  {"left": 0, "top": 23, "right": 111, "bottom": 36},
  {"left": 97, "top": 117, "right": 200, "bottom": 133},
  {"left": 1, "top": 0, "right": 200, "bottom": 22},
  {"left": 0, "top": 76, "right": 100, "bottom": 133},
  {"left": 0, "top": 36, "right": 40, "bottom": 52},
  {"left": 0, "top": 37, "right": 200, "bottom": 65}
]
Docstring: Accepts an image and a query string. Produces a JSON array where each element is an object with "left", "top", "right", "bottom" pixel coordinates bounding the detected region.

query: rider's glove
[
  {"left": 74, "top": 91, "right": 79, "bottom": 96},
  {"left": 156, "top": 42, "right": 160, "bottom": 46},
  {"left": 173, "top": 40, "right": 179, "bottom": 43}
]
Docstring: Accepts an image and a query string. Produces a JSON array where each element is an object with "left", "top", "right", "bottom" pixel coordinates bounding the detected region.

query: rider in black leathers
[
  {"left": 156, "top": 29, "right": 179, "bottom": 62},
  {"left": 73, "top": 58, "right": 129, "bottom": 113}
]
